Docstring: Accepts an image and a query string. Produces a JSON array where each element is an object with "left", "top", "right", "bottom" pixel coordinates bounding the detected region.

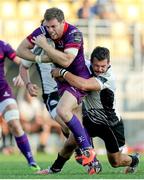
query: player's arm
[
  {"left": 17, "top": 38, "right": 36, "bottom": 61},
  {"left": 13, "top": 56, "right": 22, "bottom": 65},
  {"left": 17, "top": 38, "right": 50, "bottom": 63},
  {"left": 19, "top": 61, "right": 39, "bottom": 97},
  {"left": 32, "top": 34, "right": 77, "bottom": 67},
  {"left": 17, "top": 38, "right": 48, "bottom": 62},
  {"left": 19, "top": 61, "right": 31, "bottom": 86},
  {"left": 51, "top": 68, "right": 101, "bottom": 91}
]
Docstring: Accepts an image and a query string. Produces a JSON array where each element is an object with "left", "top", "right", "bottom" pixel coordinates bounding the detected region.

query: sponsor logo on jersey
[{"left": 3, "top": 91, "right": 10, "bottom": 97}]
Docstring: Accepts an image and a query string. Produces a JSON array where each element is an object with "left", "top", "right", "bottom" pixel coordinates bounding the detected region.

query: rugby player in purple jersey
[
  {"left": 17, "top": 7, "right": 96, "bottom": 170},
  {"left": 0, "top": 40, "right": 40, "bottom": 171}
]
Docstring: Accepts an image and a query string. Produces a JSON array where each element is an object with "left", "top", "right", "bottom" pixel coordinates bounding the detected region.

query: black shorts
[
  {"left": 83, "top": 116, "right": 125, "bottom": 153},
  {"left": 42, "top": 91, "right": 59, "bottom": 113}
]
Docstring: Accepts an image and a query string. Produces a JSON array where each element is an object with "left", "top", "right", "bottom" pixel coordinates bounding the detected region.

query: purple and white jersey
[
  {"left": 27, "top": 22, "right": 90, "bottom": 78},
  {"left": 0, "top": 40, "right": 16, "bottom": 102},
  {"left": 27, "top": 22, "right": 90, "bottom": 102}
]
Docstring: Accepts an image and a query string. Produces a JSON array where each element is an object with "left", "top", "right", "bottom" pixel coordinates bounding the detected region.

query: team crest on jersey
[{"left": 57, "top": 40, "right": 64, "bottom": 48}]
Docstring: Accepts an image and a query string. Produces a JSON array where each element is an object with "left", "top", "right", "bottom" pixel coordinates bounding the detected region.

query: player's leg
[
  {"left": 107, "top": 150, "right": 139, "bottom": 174},
  {"left": 0, "top": 98, "right": 40, "bottom": 171},
  {"left": 56, "top": 90, "right": 95, "bottom": 165},
  {"left": 36, "top": 132, "right": 76, "bottom": 175},
  {"left": 107, "top": 120, "right": 139, "bottom": 173},
  {"left": 0, "top": 114, "right": 3, "bottom": 139},
  {"left": 43, "top": 92, "right": 70, "bottom": 138}
]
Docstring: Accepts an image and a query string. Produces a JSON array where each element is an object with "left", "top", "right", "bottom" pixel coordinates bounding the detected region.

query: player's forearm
[
  {"left": 61, "top": 71, "right": 89, "bottom": 91},
  {"left": 59, "top": 70, "right": 101, "bottom": 91},
  {"left": 13, "top": 56, "right": 22, "bottom": 65},
  {"left": 42, "top": 45, "right": 74, "bottom": 67},
  {"left": 19, "top": 64, "right": 31, "bottom": 85},
  {"left": 17, "top": 48, "right": 36, "bottom": 62}
]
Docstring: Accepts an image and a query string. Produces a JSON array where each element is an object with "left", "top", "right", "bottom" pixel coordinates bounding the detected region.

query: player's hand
[
  {"left": 32, "top": 35, "right": 48, "bottom": 49},
  {"left": 51, "top": 68, "right": 61, "bottom": 78},
  {"left": 13, "top": 74, "right": 24, "bottom": 87},
  {"left": 41, "top": 54, "right": 52, "bottom": 63},
  {"left": 26, "top": 83, "right": 39, "bottom": 97},
  {"left": 51, "top": 68, "right": 65, "bottom": 82}
]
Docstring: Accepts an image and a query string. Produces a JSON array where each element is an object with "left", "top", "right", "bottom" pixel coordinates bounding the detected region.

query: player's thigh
[
  {"left": 57, "top": 90, "right": 78, "bottom": 112},
  {"left": 83, "top": 117, "right": 120, "bottom": 153},
  {"left": 111, "top": 120, "right": 125, "bottom": 149}
]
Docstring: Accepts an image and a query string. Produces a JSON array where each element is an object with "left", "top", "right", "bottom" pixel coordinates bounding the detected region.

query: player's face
[
  {"left": 92, "top": 57, "right": 109, "bottom": 76},
  {"left": 44, "top": 18, "right": 65, "bottom": 40}
]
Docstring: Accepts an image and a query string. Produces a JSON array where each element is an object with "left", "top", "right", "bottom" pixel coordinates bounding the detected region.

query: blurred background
[{"left": 0, "top": 0, "right": 144, "bottom": 155}]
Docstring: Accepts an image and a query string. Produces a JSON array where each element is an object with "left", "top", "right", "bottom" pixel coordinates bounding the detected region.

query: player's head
[
  {"left": 43, "top": 8, "right": 65, "bottom": 40},
  {"left": 90, "top": 46, "right": 110, "bottom": 76}
]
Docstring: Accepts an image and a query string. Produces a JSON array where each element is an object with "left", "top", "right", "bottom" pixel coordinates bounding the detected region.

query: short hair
[
  {"left": 90, "top": 46, "right": 110, "bottom": 63},
  {"left": 44, "top": 7, "right": 65, "bottom": 22}
]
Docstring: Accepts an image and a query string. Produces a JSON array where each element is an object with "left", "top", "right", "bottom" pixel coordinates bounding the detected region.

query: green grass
[{"left": 0, "top": 152, "right": 143, "bottom": 179}]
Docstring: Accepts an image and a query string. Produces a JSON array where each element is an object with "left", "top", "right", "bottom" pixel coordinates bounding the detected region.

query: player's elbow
[
  {"left": 63, "top": 54, "right": 74, "bottom": 67},
  {"left": 61, "top": 61, "right": 71, "bottom": 68}
]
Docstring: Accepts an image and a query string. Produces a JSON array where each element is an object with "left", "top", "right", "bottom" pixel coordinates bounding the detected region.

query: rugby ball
[{"left": 33, "top": 38, "right": 55, "bottom": 55}]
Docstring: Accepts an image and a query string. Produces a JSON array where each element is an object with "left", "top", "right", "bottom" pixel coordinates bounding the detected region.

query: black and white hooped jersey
[{"left": 83, "top": 60, "right": 121, "bottom": 127}]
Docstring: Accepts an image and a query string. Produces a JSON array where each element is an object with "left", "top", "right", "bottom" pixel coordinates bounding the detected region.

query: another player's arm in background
[
  {"left": 11, "top": 56, "right": 25, "bottom": 87},
  {"left": 19, "top": 62, "right": 31, "bottom": 86},
  {"left": 19, "top": 60, "right": 39, "bottom": 97},
  {"left": 32, "top": 34, "right": 77, "bottom": 67},
  {"left": 51, "top": 68, "right": 101, "bottom": 91}
]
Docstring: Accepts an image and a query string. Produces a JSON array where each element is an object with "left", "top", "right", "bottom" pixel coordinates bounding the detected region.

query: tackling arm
[{"left": 51, "top": 68, "right": 101, "bottom": 91}]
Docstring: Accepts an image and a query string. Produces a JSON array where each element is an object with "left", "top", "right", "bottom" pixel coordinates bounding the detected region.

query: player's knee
[
  {"left": 8, "top": 119, "right": 24, "bottom": 136},
  {"left": 4, "top": 109, "right": 24, "bottom": 136},
  {"left": 109, "top": 158, "right": 120, "bottom": 168},
  {"left": 4, "top": 109, "right": 20, "bottom": 122},
  {"left": 56, "top": 106, "right": 70, "bottom": 120}
]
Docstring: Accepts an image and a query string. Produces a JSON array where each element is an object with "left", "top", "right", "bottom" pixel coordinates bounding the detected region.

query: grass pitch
[{"left": 0, "top": 152, "right": 143, "bottom": 179}]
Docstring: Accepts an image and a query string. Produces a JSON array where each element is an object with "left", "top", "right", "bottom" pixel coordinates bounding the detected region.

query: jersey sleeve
[
  {"left": 64, "top": 29, "right": 83, "bottom": 51},
  {"left": 26, "top": 26, "right": 48, "bottom": 44},
  {"left": 3, "top": 41, "right": 16, "bottom": 61}
]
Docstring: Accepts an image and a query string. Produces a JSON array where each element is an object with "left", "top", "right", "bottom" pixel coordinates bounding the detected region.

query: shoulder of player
[
  {"left": 30, "top": 26, "right": 50, "bottom": 37},
  {"left": 0, "top": 40, "right": 10, "bottom": 48},
  {"left": 66, "top": 24, "right": 82, "bottom": 36}
]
